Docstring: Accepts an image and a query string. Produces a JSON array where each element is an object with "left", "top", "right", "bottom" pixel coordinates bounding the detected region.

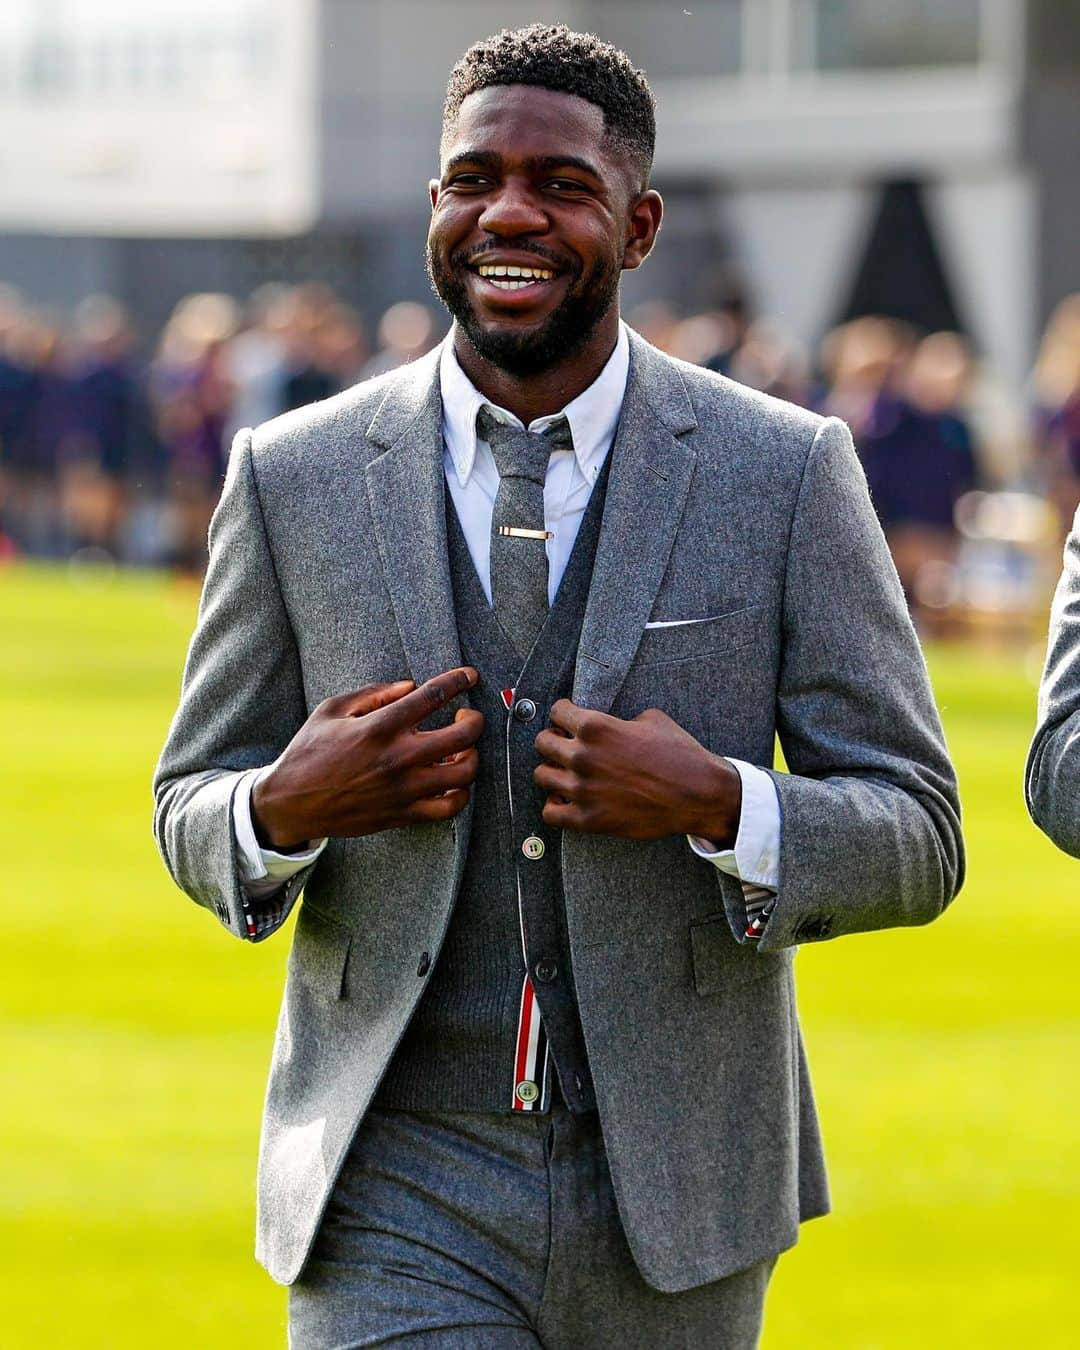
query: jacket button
[
  {"left": 515, "top": 1080, "right": 539, "bottom": 1104},
  {"left": 513, "top": 698, "right": 537, "bottom": 723},
  {"left": 416, "top": 951, "right": 431, "bottom": 977},
  {"left": 534, "top": 959, "right": 558, "bottom": 983},
  {"left": 522, "top": 835, "right": 545, "bottom": 860}
]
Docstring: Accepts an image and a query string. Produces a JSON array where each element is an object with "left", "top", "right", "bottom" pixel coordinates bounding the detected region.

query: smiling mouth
[{"left": 471, "top": 262, "right": 558, "bottom": 291}]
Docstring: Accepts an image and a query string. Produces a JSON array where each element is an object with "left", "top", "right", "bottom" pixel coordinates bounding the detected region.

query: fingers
[
  {"left": 404, "top": 749, "right": 479, "bottom": 800},
  {"left": 379, "top": 667, "right": 479, "bottom": 732},
  {"left": 320, "top": 680, "right": 416, "bottom": 719},
  {"left": 402, "top": 788, "right": 471, "bottom": 822},
  {"left": 449, "top": 744, "right": 481, "bottom": 775},
  {"left": 449, "top": 704, "right": 477, "bottom": 751},
  {"left": 540, "top": 797, "right": 589, "bottom": 831},
  {"left": 538, "top": 700, "right": 610, "bottom": 762},
  {"left": 402, "top": 708, "right": 485, "bottom": 767},
  {"left": 534, "top": 726, "right": 579, "bottom": 767},
  {"left": 533, "top": 762, "right": 578, "bottom": 799},
  {"left": 548, "top": 698, "right": 590, "bottom": 737}
]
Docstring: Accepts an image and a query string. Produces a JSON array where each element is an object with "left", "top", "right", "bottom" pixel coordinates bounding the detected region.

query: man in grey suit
[
  {"left": 1028, "top": 507, "right": 1080, "bottom": 849},
  {"left": 154, "top": 25, "right": 964, "bottom": 1348}
]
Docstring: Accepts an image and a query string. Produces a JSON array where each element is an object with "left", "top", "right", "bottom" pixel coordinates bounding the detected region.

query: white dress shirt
[{"left": 233, "top": 323, "right": 781, "bottom": 903}]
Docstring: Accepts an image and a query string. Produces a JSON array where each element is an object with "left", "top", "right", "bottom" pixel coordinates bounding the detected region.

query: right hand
[{"left": 251, "top": 667, "right": 483, "bottom": 850}]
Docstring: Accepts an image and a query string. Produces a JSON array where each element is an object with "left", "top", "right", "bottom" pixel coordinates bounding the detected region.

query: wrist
[
  {"left": 683, "top": 752, "right": 742, "bottom": 849},
  {"left": 251, "top": 768, "right": 308, "bottom": 852}
]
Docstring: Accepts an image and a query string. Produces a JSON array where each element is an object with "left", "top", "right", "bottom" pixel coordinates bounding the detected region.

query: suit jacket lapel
[
  {"left": 363, "top": 330, "right": 698, "bottom": 717},
  {"left": 572, "top": 332, "right": 699, "bottom": 712},
  {"left": 364, "top": 344, "right": 464, "bottom": 688}
]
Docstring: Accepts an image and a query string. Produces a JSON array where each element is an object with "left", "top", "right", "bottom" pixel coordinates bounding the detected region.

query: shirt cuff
[
  {"left": 686, "top": 758, "right": 780, "bottom": 889},
  {"left": 233, "top": 767, "right": 328, "bottom": 896}
]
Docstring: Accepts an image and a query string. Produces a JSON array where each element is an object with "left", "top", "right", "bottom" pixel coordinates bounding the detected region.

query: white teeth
[{"left": 476, "top": 263, "right": 555, "bottom": 282}]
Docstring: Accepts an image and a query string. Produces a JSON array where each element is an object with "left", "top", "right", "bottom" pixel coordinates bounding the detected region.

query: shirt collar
[{"left": 439, "top": 321, "right": 630, "bottom": 487}]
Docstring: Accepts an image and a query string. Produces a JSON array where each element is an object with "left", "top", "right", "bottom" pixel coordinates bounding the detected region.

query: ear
[
  {"left": 622, "top": 189, "right": 663, "bottom": 272},
  {"left": 429, "top": 178, "right": 440, "bottom": 211}
]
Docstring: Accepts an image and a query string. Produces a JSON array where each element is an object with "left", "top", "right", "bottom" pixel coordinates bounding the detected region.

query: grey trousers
[{"left": 289, "top": 1102, "right": 775, "bottom": 1349}]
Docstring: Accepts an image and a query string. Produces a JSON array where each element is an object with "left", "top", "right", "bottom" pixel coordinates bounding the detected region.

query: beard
[{"left": 426, "top": 242, "right": 621, "bottom": 377}]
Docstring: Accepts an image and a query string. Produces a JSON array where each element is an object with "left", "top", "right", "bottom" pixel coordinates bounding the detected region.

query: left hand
[{"left": 533, "top": 700, "right": 742, "bottom": 844}]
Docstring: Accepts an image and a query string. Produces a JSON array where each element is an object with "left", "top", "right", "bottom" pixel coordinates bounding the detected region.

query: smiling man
[{"left": 154, "top": 25, "right": 963, "bottom": 1349}]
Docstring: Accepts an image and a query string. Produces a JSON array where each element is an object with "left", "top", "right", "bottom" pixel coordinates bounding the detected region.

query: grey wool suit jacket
[
  {"left": 1027, "top": 505, "right": 1080, "bottom": 850},
  {"left": 153, "top": 329, "right": 964, "bottom": 1292}
]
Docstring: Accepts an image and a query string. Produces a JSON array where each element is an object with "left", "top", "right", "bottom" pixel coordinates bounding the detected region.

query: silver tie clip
[{"left": 497, "top": 526, "right": 554, "bottom": 540}]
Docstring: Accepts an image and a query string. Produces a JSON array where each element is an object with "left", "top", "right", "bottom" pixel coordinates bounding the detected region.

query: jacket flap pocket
[
  {"left": 635, "top": 604, "right": 758, "bottom": 667},
  {"left": 690, "top": 914, "right": 790, "bottom": 996},
  {"left": 289, "top": 904, "right": 352, "bottom": 1002}
]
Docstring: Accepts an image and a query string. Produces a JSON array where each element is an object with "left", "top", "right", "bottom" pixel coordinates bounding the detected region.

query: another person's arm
[{"left": 1027, "top": 504, "right": 1080, "bottom": 854}]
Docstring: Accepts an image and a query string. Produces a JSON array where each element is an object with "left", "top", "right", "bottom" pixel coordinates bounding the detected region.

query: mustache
[{"left": 452, "top": 240, "right": 579, "bottom": 275}]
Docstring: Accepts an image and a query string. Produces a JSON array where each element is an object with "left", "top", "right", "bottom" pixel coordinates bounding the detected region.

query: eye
[
  {"left": 546, "top": 178, "right": 588, "bottom": 194},
  {"left": 446, "top": 173, "right": 491, "bottom": 190}
]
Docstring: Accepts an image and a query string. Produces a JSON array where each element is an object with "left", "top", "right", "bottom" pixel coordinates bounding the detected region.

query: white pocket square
[{"left": 643, "top": 615, "right": 722, "bottom": 629}]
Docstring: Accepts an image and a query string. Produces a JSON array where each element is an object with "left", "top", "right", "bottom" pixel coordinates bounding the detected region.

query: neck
[{"left": 453, "top": 313, "right": 620, "bottom": 425}]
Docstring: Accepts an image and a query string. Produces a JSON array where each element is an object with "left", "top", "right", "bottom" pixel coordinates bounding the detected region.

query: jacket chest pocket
[
  {"left": 634, "top": 603, "right": 759, "bottom": 667},
  {"left": 612, "top": 604, "right": 761, "bottom": 731}
]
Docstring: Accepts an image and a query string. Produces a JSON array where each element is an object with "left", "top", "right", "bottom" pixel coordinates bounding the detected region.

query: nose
[{"left": 477, "top": 179, "right": 548, "bottom": 237}]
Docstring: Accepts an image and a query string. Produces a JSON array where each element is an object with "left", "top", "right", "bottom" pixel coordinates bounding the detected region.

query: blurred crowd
[
  {"left": 0, "top": 282, "right": 437, "bottom": 572},
  {"left": 1, "top": 277, "right": 1078, "bottom": 630}
]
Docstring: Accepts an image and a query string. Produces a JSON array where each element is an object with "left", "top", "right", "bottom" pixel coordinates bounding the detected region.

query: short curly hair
[{"left": 443, "top": 25, "right": 656, "bottom": 188}]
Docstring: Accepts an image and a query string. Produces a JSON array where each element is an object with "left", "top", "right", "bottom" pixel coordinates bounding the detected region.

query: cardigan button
[{"left": 513, "top": 698, "right": 537, "bottom": 722}]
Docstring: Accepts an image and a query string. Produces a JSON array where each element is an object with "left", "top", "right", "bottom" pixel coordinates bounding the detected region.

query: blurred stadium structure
[{"left": 1, "top": 0, "right": 1078, "bottom": 639}]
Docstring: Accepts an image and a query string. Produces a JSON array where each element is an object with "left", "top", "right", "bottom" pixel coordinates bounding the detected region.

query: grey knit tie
[{"left": 478, "top": 406, "right": 573, "bottom": 663}]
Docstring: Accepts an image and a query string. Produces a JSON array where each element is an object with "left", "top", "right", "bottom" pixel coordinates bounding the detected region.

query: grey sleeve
[
  {"left": 152, "top": 428, "right": 316, "bottom": 941},
  {"left": 1026, "top": 505, "right": 1080, "bottom": 854},
  {"left": 751, "top": 417, "right": 965, "bottom": 952}
]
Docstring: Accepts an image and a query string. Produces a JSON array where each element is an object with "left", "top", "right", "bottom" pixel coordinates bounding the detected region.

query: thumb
[{"left": 440, "top": 704, "right": 482, "bottom": 764}]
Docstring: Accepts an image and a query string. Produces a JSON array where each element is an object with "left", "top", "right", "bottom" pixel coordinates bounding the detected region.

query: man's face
[{"left": 427, "top": 84, "right": 644, "bottom": 377}]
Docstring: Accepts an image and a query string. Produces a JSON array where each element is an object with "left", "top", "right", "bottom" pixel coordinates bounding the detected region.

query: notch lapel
[
  {"left": 364, "top": 344, "right": 474, "bottom": 887},
  {"left": 572, "top": 333, "right": 698, "bottom": 712},
  {"left": 364, "top": 345, "right": 464, "bottom": 690}
]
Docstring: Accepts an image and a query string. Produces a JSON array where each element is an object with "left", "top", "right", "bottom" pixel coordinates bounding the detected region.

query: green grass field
[{"left": 1, "top": 562, "right": 1077, "bottom": 1348}]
